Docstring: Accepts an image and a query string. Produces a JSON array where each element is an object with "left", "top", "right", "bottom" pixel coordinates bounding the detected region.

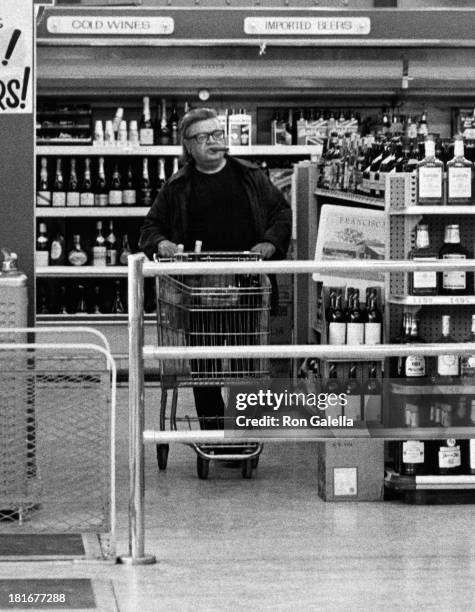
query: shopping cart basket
[{"left": 154, "top": 251, "right": 272, "bottom": 479}]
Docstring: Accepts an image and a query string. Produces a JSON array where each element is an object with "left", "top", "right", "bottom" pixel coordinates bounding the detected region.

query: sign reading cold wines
[
  {"left": 46, "top": 16, "right": 174, "bottom": 36},
  {"left": 244, "top": 17, "right": 371, "bottom": 36}
]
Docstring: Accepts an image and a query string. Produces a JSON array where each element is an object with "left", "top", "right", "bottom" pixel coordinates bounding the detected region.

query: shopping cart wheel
[
  {"left": 241, "top": 459, "right": 253, "bottom": 479},
  {"left": 156, "top": 444, "right": 169, "bottom": 470},
  {"left": 197, "top": 456, "right": 210, "bottom": 480}
]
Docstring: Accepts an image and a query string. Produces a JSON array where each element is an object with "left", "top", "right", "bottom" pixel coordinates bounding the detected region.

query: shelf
[
  {"left": 385, "top": 469, "right": 475, "bottom": 491},
  {"left": 36, "top": 207, "right": 150, "bottom": 217},
  {"left": 37, "top": 314, "right": 156, "bottom": 324},
  {"left": 390, "top": 294, "right": 475, "bottom": 306},
  {"left": 314, "top": 188, "right": 385, "bottom": 209},
  {"left": 390, "top": 205, "right": 475, "bottom": 215},
  {"left": 37, "top": 266, "right": 128, "bottom": 277},
  {"left": 35, "top": 145, "right": 321, "bottom": 157},
  {"left": 390, "top": 382, "right": 475, "bottom": 395}
]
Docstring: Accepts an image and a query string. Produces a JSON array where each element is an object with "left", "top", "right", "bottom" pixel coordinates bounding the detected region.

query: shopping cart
[{"left": 154, "top": 251, "right": 272, "bottom": 479}]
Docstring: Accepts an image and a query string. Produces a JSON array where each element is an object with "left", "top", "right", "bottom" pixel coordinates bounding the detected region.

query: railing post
[{"left": 120, "top": 253, "right": 156, "bottom": 565}]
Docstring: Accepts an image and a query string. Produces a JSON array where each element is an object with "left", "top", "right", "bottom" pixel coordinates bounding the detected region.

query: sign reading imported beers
[
  {"left": 46, "top": 15, "right": 174, "bottom": 36},
  {"left": 0, "top": 1, "right": 33, "bottom": 113},
  {"left": 244, "top": 17, "right": 371, "bottom": 36}
]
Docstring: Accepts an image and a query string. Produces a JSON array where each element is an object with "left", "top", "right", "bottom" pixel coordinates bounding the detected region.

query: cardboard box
[{"left": 317, "top": 439, "right": 384, "bottom": 502}]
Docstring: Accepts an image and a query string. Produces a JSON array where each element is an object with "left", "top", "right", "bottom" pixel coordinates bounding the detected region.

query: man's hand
[
  {"left": 250, "top": 242, "right": 276, "bottom": 260},
  {"left": 157, "top": 240, "right": 178, "bottom": 258}
]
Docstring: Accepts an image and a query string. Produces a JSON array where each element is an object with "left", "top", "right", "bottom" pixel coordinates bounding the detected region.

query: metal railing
[{"left": 125, "top": 254, "right": 475, "bottom": 564}]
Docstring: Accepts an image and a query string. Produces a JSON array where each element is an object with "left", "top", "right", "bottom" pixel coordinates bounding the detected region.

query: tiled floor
[{"left": 1, "top": 386, "right": 475, "bottom": 611}]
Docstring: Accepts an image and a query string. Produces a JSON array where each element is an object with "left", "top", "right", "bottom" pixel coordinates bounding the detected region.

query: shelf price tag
[{"left": 244, "top": 17, "right": 371, "bottom": 36}]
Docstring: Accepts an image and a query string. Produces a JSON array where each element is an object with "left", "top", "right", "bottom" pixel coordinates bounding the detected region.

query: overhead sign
[
  {"left": 244, "top": 17, "right": 371, "bottom": 36},
  {"left": 46, "top": 15, "right": 174, "bottom": 36},
  {"left": 0, "top": 1, "right": 33, "bottom": 113}
]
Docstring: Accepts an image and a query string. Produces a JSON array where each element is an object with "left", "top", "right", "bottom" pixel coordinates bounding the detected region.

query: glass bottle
[
  {"left": 446, "top": 136, "right": 473, "bottom": 205},
  {"left": 80, "top": 157, "right": 94, "bottom": 207},
  {"left": 49, "top": 231, "right": 65, "bottom": 266},
  {"left": 123, "top": 163, "right": 136, "bottom": 206},
  {"left": 139, "top": 158, "right": 152, "bottom": 206},
  {"left": 92, "top": 285, "right": 103, "bottom": 314},
  {"left": 66, "top": 158, "right": 80, "bottom": 207},
  {"left": 168, "top": 101, "right": 179, "bottom": 145},
  {"left": 111, "top": 280, "right": 126, "bottom": 314},
  {"left": 364, "top": 289, "right": 382, "bottom": 345},
  {"left": 68, "top": 234, "right": 88, "bottom": 266},
  {"left": 75, "top": 284, "right": 88, "bottom": 314},
  {"left": 322, "top": 363, "right": 343, "bottom": 419},
  {"left": 436, "top": 314, "right": 460, "bottom": 382},
  {"left": 362, "top": 363, "right": 382, "bottom": 423},
  {"left": 94, "top": 156, "right": 108, "bottom": 207},
  {"left": 438, "top": 224, "right": 472, "bottom": 295},
  {"left": 35, "top": 222, "right": 49, "bottom": 267},
  {"left": 108, "top": 162, "right": 123, "bottom": 206},
  {"left": 327, "top": 289, "right": 346, "bottom": 345},
  {"left": 139, "top": 96, "right": 154, "bottom": 146},
  {"left": 343, "top": 363, "right": 362, "bottom": 421},
  {"left": 157, "top": 98, "right": 170, "bottom": 146},
  {"left": 400, "top": 314, "right": 427, "bottom": 380},
  {"left": 408, "top": 224, "right": 438, "bottom": 295},
  {"left": 58, "top": 285, "right": 68, "bottom": 315},
  {"left": 346, "top": 288, "right": 366, "bottom": 346},
  {"left": 52, "top": 158, "right": 66, "bottom": 207},
  {"left": 417, "top": 136, "right": 444, "bottom": 204},
  {"left": 106, "top": 220, "right": 117, "bottom": 266},
  {"left": 37, "top": 157, "right": 51, "bottom": 207},
  {"left": 119, "top": 234, "right": 132, "bottom": 266},
  {"left": 92, "top": 220, "right": 107, "bottom": 267}
]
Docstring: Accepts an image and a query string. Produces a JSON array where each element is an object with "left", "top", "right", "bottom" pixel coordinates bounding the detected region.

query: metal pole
[{"left": 120, "top": 254, "right": 156, "bottom": 565}]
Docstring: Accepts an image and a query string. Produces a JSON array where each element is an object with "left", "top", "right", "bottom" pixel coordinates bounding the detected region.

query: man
[{"left": 139, "top": 107, "right": 291, "bottom": 429}]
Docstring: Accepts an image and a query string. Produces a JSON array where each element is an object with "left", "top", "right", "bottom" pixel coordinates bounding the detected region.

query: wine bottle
[
  {"left": 139, "top": 96, "right": 154, "bottom": 146},
  {"left": 123, "top": 163, "right": 136, "bottom": 205},
  {"left": 37, "top": 283, "right": 50, "bottom": 315},
  {"left": 139, "top": 158, "right": 152, "bottom": 206},
  {"left": 438, "top": 224, "right": 472, "bottom": 295},
  {"left": 364, "top": 289, "right": 382, "bottom": 345},
  {"left": 92, "top": 220, "right": 107, "bottom": 267},
  {"left": 322, "top": 363, "right": 342, "bottom": 419},
  {"left": 436, "top": 314, "right": 460, "bottom": 382},
  {"left": 36, "top": 222, "right": 49, "bottom": 267},
  {"left": 52, "top": 158, "right": 66, "bottom": 207},
  {"left": 408, "top": 224, "right": 438, "bottom": 295},
  {"left": 447, "top": 136, "right": 473, "bottom": 205},
  {"left": 169, "top": 101, "right": 179, "bottom": 145},
  {"left": 108, "top": 162, "right": 123, "bottom": 206},
  {"left": 75, "top": 284, "right": 88, "bottom": 314},
  {"left": 172, "top": 157, "right": 179, "bottom": 176},
  {"left": 37, "top": 157, "right": 51, "bottom": 207},
  {"left": 157, "top": 98, "right": 170, "bottom": 146},
  {"left": 66, "top": 158, "right": 80, "bottom": 207},
  {"left": 104, "top": 120, "right": 115, "bottom": 146},
  {"left": 128, "top": 120, "right": 139, "bottom": 147},
  {"left": 95, "top": 156, "right": 108, "bottom": 207},
  {"left": 92, "top": 285, "right": 103, "bottom": 314},
  {"left": 58, "top": 285, "right": 68, "bottom": 315},
  {"left": 417, "top": 110, "right": 429, "bottom": 138},
  {"left": 106, "top": 220, "right": 118, "bottom": 266},
  {"left": 327, "top": 289, "right": 346, "bottom": 345},
  {"left": 417, "top": 136, "right": 444, "bottom": 204},
  {"left": 117, "top": 120, "right": 128, "bottom": 147},
  {"left": 111, "top": 280, "right": 126, "bottom": 314},
  {"left": 157, "top": 157, "right": 166, "bottom": 194},
  {"left": 49, "top": 232, "right": 65, "bottom": 266},
  {"left": 343, "top": 363, "right": 362, "bottom": 421},
  {"left": 462, "top": 314, "right": 475, "bottom": 379},
  {"left": 119, "top": 234, "right": 132, "bottom": 265},
  {"left": 80, "top": 157, "right": 94, "bottom": 207},
  {"left": 68, "top": 234, "right": 88, "bottom": 266},
  {"left": 362, "top": 363, "right": 382, "bottom": 423},
  {"left": 346, "top": 288, "right": 365, "bottom": 345}
]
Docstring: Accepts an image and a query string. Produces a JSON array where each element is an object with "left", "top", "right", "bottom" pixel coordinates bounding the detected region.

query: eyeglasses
[{"left": 185, "top": 129, "right": 226, "bottom": 144}]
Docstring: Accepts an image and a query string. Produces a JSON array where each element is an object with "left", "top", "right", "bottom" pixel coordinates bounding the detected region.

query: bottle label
[
  {"left": 80, "top": 193, "right": 94, "bottom": 207},
  {"left": 68, "top": 251, "right": 87, "bottom": 266},
  {"left": 418, "top": 167, "right": 443, "bottom": 199},
  {"left": 448, "top": 166, "right": 472, "bottom": 200},
  {"left": 139, "top": 128, "right": 154, "bottom": 146},
  {"left": 328, "top": 322, "right": 346, "bottom": 345},
  {"left": 123, "top": 190, "right": 137, "bottom": 205},
  {"left": 437, "top": 354, "right": 459, "bottom": 376},
  {"left": 405, "top": 355, "right": 426, "bottom": 377},
  {"left": 442, "top": 254, "right": 466, "bottom": 290},
  {"left": 412, "top": 257, "right": 437, "bottom": 289},
  {"left": 346, "top": 323, "right": 365, "bottom": 345},
  {"left": 50, "top": 241, "right": 63, "bottom": 263},
  {"left": 364, "top": 322, "right": 381, "bottom": 345},
  {"left": 470, "top": 440, "right": 475, "bottom": 470},
  {"left": 439, "top": 445, "right": 461, "bottom": 469},
  {"left": 108, "top": 190, "right": 123, "bottom": 206},
  {"left": 93, "top": 246, "right": 107, "bottom": 267},
  {"left": 52, "top": 192, "right": 66, "bottom": 207},
  {"left": 363, "top": 394, "right": 381, "bottom": 422},
  {"left": 94, "top": 194, "right": 109, "bottom": 207},
  {"left": 107, "top": 249, "right": 118, "bottom": 266},
  {"left": 345, "top": 396, "right": 361, "bottom": 420},
  {"left": 35, "top": 251, "right": 49, "bottom": 267},
  {"left": 37, "top": 191, "right": 51, "bottom": 207},
  {"left": 402, "top": 441, "right": 424, "bottom": 464},
  {"left": 66, "top": 192, "right": 80, "bottom": 207}
]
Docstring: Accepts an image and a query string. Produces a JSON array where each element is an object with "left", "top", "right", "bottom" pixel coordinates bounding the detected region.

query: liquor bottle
[
  {"left": 75, "top": 284, "right": 88, "bottom": 314},
  {"left": 438, "top": 224, "right": 472, "bottom": 295},
  {"left": 49, "top": 232, "right": 65, "bottom": 266},
  {"left": 139, "top": 158, "right": 152, "bottom": 206},
  {"left": 322, "top": 363, "right": 342, "bottom": 419},
  {"left": 157, "top": 98, "right": 170, "bottom": 146},
  {"left": 362, "top": 363, "right": 382, "bottom": 423},
  {"left": 92, "top": 285, "right": 103, "bottom": 314},
  {"left": 128, "top": 120, "right": 139, "bottom": 147},
  {"left": 436, "top": 438, "right": 462, "bottom": 475},
  {"left": 436, "top": 314, "right": 460, "bottom": 382},
  {"left": 296, "top": 110, "right": 307, "bottom": 146},
  {"left": 80, "top": 157, "right": 94, "bottom": 207},
  {"left": 111, "top": 280, "right": 126, "bottom": 314},
  {"left": 408, "top": 224, "right": 438, "bottom": 295},
  {"left": 117, "top": 120, "right": 128, "bottom": 147},
  {"left": 119, "top": 234, "right": 132, "bottom": 265},
  {"left": 346, "top": 288, "right": 365, "bottom": 345},
  {"left": 93, "top": 119, "right": 104, "bottom": 146},
  {"left": 95, "top": 156, "right": 108, "bottom": 207},
  {"left": 58, "top": 285, "right": 68, "bottom": 315},
  {"left": 108, "top": 162, "right": 123, "bottom": 206},
  {"left": 37, "top": 283, "right": 50, "bottom": 315},
  {"left": 36, "top": 222, "right": 49, "bottom": 266},
  {"left": 364, "top": 289, "right": 382, "bottom": 345},
  {"left": 417, "top": 110, "right": 429, "bottom": 138},
  {"left": 105, "top": 220, "right": 118, "bottom": 266},
  {"left": 37, "top": 157, "right": 51, "bottom": 207},
  {"left": 169, "top": 101, "right": 179, "bottom": 145},
  {"left": 417, "top": 136, "right": 444, "bottom": 204},
  {"left": 104, "top": 120, "right": 115, "bottom": 146},
  {"left": 92, "top": 221, "right": 107, "bottom": 267},
  {"left": 369, "top": 144, "right": 384, "bottom": 198},
  {"left": 343, "top": 364, "right": 362, "bottom": 421},
  {"left": 112, "top": 107, "right": 124, "bottom": 137},
  {"left": 123, "top": 163, "right": 137, "bottom": 205},
  {"left": 327, "top": 289, "right": 346, "bottom": 344},
  {"left": 68, "top": 234, "right": 88, "bottom": 266},
  {"left": 172, "top": 157, "right": 179, "bottom": 176},
  {"left": 405, "top": 114, "right": 418, "bottom": 141},
  {"left": 52, "top": 158, "right": 66, "bottom": 207},
  {"left": 156, "top": 157, "right": 166, "bottom": 194},
  {"left": 446, "top": 136, "right": 473, "bottom": 204},
  {"left": 462, "top": 314, "right": 475, "bottom": 379},
  {"left": 400, "top": 314, "right": 427, "bottom": 380},
  {"left": 139, "top": 96, "right": 154, "bottom": 146},
  {"left": 66, "top": 158, "right": 80, "bottom": 207}
]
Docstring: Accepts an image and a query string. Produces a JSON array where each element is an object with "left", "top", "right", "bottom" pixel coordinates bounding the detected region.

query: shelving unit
[
  {"left": 37, "top": 207, "right": 150, "bottom": 218},
  {"left": 314, "top": 188, "right": 385, "bottom": 209}
]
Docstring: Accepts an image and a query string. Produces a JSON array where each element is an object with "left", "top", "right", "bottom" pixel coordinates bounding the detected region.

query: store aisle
[{"left": 1, "top": 386, "right": 475, "bottom": 611}]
